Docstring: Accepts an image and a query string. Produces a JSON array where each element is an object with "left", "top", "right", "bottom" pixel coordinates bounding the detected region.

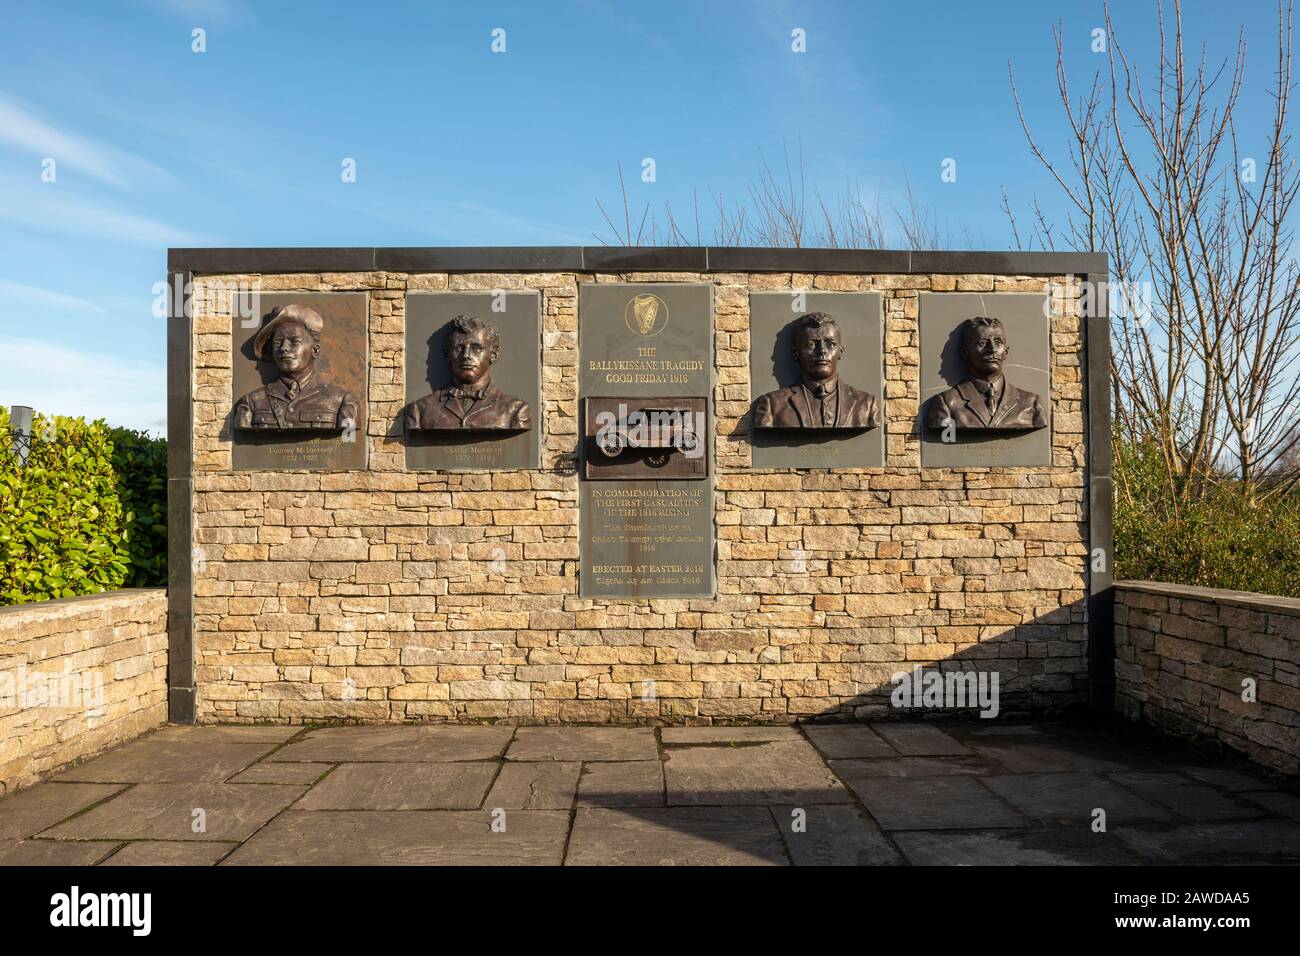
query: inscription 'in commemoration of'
[{"left": 578, "top": 283, "right": 715, "bottom": 598}]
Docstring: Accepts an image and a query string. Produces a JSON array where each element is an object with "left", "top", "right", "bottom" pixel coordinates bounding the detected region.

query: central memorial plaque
[{"left": 578, "top": 283, "right": 714, "bottom": 598}]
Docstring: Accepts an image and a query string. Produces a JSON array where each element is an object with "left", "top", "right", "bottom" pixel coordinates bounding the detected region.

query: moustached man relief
[
  {"left": 404, "top": 315, "right": 532, "bottom": 431},
  {"left": 752, "top": 311, "right": 882, "bottom": 430},
  {"left": 925, "top": 315, "right": 1047, "bottom": 431}
]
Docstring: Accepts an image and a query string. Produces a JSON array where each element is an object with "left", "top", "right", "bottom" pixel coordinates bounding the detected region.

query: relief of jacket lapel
[
  {"left": 956, "top": 380, "right": 992, "bottom": 427},
  {"left": 789, "top": 387, "right": 810, "bottom": 428},
  {"left": 832, "top": 380, "right": 847, "bottom": 427},
  {"left": 440, "top": 389, "right": 467, "bottom": 426}
]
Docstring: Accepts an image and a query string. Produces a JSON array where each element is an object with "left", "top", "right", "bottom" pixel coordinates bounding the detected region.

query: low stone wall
[
  {"left": 1114, "top": 581, "right": 1299, "bottom": 775},
  {"left": 0, "top": 589, "right": 168, "bottom": 794}
]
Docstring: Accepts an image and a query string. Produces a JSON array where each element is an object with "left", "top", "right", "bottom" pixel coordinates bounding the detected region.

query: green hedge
[
  {"left": 0, "top": 408, "right": 167, "bottom": 606},
  {"left": 1115, "top": 434, "right": 1300, "bottom": 598}
]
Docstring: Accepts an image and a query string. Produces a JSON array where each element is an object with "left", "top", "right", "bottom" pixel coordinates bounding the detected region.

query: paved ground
[{"left": 1, "top": 721, "right": 1297, "bottom": 865}]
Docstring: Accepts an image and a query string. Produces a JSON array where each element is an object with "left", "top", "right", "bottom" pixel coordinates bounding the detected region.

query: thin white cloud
[
  {"left": 0, "top": 278, "right": 107, "bottom": 316},
  {"left": 0, "top": 95, "right": 174, "bottom": 192},
  {"left": 132, "top": 0, "right": 257, "bottom": 27},
  {"left": 0, "top": 338, "right": 165, "bottom": 434},
  {"left": 0, "top": 171, "right": 213, "bottom": 246}
]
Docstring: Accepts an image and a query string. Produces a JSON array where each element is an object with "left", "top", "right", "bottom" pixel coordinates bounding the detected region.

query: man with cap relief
[
  {"left": 233, "top": 303, "right": 359, "bottom": 431},
  {"left": 926, "top": 315, "right": 1048, "bottom": 431},
  {"left": 752, "top": 311, "right": 881, "bottom": 430},
  {"left": 404, "top": 315, "right": 532, "bottom": 431}
]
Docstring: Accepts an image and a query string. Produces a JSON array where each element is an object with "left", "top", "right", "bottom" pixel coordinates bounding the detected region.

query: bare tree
[
  {"left": 594, "top": 140, "right": 957, "bottom": 251},
  {"left": 1009, "top": 0, "right": 1300, "bottom": 498}
]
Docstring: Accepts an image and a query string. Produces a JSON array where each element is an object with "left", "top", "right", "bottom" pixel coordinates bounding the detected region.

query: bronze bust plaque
[
  {"left": 403, "top": 292, "right": 540, "bottom": 471},
  {"left": 919, "top": 293, "right": 1053, "bottom": 468},
  {"left": 234, "top": 303, "right": 359, "bottom": 432},
  {"left": 752, "top": 311, "right": 881, "bottom": 431},
  {"left": 230, "top": 293, "right": 368, "bottom": 471},
  {"left": 404, "top": 315, "right": 532, "bottom": 432},
  {"left": 925, "top": 315, "right": 1047, "bottom": 432},
  {"left": 749, "top": 293, "right": 886, "bottom": 469}
]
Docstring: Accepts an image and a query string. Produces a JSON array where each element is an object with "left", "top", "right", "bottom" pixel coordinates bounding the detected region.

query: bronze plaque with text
[{"left": 578, "top": 284, "right": 714, "bottom": 598}]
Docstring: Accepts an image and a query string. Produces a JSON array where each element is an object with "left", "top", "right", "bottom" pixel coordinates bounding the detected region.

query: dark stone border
[
  {"left": 169, "top": 246, "right": 1107, "bottom": 277},
  {"left": 164, "top": 248, "right": 1111, "bottom": 723},
  {"left": 166, "top": 269, "right": 195, "bottom": 723},
  {"left": 1085, "top": 272, "right": 1114, "bottom": 715}
]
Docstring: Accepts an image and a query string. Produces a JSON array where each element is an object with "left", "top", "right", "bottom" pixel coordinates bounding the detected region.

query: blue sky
[{"left": 0, "top": 0, "right": 1286, "bottom": 431}]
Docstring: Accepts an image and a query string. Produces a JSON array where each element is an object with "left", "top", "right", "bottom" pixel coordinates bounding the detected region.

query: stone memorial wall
[{"left": 166, "top": 248, "right": 1111, "bottom": 725}]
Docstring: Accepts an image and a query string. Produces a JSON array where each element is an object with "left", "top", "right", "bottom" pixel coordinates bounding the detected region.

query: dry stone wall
[
  {"left": 1115, "top": 582, "right": 1300, "bottom": 775},
  {"left": 0, "top": 589, "right": 167, "bottom": 793}
]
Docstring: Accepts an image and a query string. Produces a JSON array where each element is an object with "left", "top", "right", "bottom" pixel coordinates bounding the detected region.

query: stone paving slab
[
  {"left": 100, "top": 841, "right": 238, "bottom": 866},
  {"left": 661, "top": 726, "right": 800, "bottom": 745},
  {"left": 38, "top": 783, "right": 307, "bottom": 842},
  {"left": 294, "top": 762, "right": 497, "bottom": 810},
  {"left": 1173, "top": 764, "right": 1280, "bottom": 793},
  {"left": 1240, "top": 790, "right": 1300, "bottom": 822},
  {"left": 982, "top": 773, "right": 1172, "bottom": 826},
  {"left": 848, "top": 776, "right": 1026, "bottom": 831},
  {"left": 803, "top": 724, "right": 896, "bottom": 759},
  {"left": 577, "top": 761, "right": 665, "bottom": 807},
  {"left": 870, "top": 724, "right": 971, "bottom": 756},
  {"left": 151, "top": 725, "right": 303, "bottom": 744},
  {"left": 894, "top": 829, "right": 1145, "bottom": 865},
  {"left": 484, "top": 762, "right": 581, "bottom": 810},
  {"left": 969, "top": 740, "right": 1136, "bottom": 774},
  {"left": 270, "top": 726, "right": 513, "bottom": 763},
  {"left": 0, "top": 782, "right": 124, "bottom": 838},
  {"left": 770, "top": 804, "right": 903, "bottom": 866},
  {"left": 0, "top": 839, "right": 120, "bottom": 866},
  {"left": 1114, "top": 819, "right": 1300, "bottom": 865},
  {"left": 222, "top": 810, "right": 570, "bottom": 865},
  {"left": 507, "top": 727, "right": 658, "bottom": 762},
  {"left": 830, "top": 756, "right": 993, "bottom": 780},
  {"left": 567, "top": 808, "right": 787, "bottom": 865},
  {"left": 57, "top": 740, "right": 277, "bottom": 783},
  {"left": 664, "top": 740, "right": 852, "bottom": 805},
  {"left": 1107, "top": 772, "right": 1267, "bottom": 821},
  {"left": 950, "top": 723, "right": 1049, "bottom": 737},
  {"left": 229, "top": 762, "right": 332, "bottom": 785}
]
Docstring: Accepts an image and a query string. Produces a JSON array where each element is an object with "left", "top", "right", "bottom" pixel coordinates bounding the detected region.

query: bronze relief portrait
[
  {"left": 752, "top": 311, "right": 882, "bottom": 430},
  {"left": 233, "top": 303, "right": 359, "bottom": 432},
  {"left": 404, "top": 315, "right": 532, "bottom": 432},
  {"left": 925, "top": 315, "right": 1047, "bottom": 432}
]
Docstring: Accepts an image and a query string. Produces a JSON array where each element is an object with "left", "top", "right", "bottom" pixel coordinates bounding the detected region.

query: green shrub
[
  {"left": 0, "top": 408, "right": 167, "bottom": 605},
  {"left": 1115, "top": 434, "right": 1300, "bottom": 598},
  {"left": 108, "top": 425, "right": 168, "bottom": 588},
  {"left": 0, "top": 409, "right": 129, "bottom": 603}
]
